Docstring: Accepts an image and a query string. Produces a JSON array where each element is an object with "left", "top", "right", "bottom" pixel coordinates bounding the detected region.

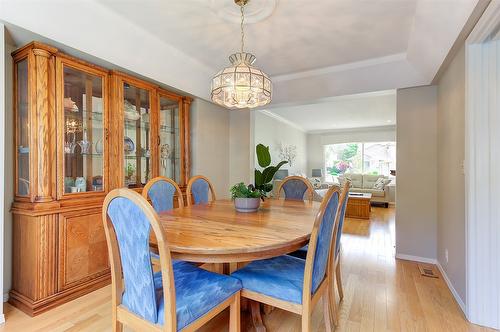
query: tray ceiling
[
  {"left": 264, "top": 90, "right": 397, "bottom": 132},
  {"left": 0, "top": 0, "right": 479, "bottom": 106}
]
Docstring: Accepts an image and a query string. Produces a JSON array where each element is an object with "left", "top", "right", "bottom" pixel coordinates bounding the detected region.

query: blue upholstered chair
[
  {"left": 186, "top": 175, "right": 216, "bottom": 206},
  {"left": 143, "top": 177, "right": 185, "bottom": 266},
  {"left": 143, "top": 176, "right": 184, "bottom": 213},
  {"left": 232, "top": 185, "right": 342, "bottom": 331},
  {"left": 277, "top": 176, "right": 314, "bottom": 202},
  {"left": 102, "top": 188, "right": 241, "bottom": 332},
  {"left": 288, "top": 180, "right": 350, "bottom": 326}
]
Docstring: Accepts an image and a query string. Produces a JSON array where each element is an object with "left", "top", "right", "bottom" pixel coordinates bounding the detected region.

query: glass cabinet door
[
  {"left": 158, "top": 95, "right": 181, "bottom": 182},
  {"left": 123, "top": 83, "right": 151, "bottom": 188},
  {"left": 62, "top": 65, "right": 105, "bottom": 194},
  {"left": 15, "top": 58, "right": 30, "bottom": 197}
]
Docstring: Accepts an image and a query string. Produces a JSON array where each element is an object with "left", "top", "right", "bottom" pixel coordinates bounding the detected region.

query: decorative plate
[{"left": 124, "top": 136, "right": 135, "bottom": 153}]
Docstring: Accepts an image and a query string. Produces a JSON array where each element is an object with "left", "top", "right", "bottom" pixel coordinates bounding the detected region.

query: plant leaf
[
  {"left": 274, "top": 160, "right": 288, "bottom": 171},
  {"left": 256, "top": 144, "right": 271, "bottom": 167},
  {"left": 262, "top": 183, "right": 273, "bottom": 192},
  {"left": 262, "top": 166, "right": 276, "bottom": 184},
  {"left": 254, "top": 169, "right": 264, "bottom": 186}
]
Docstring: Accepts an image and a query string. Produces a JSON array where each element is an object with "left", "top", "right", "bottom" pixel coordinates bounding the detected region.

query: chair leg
[
  {"left": 336, "top": 260, "right": 344, "bottom": 302},
  {"left": 229, "top": 294, "right": 241, "bottom": 332},
  {"left": 301, "top": 313, "right": 311, "bottom": 332},
  {"left": 328, "top": 276, "right": 339, "bottom": 327},
  {"left": 250, "top": 301, "right": 266, "bottom": 332},
  {"left": 112, "top": 317, "right": 123, "bottom": 332},
  {"left": 323, "top": 294, "right": 333, "bottom": 332}
]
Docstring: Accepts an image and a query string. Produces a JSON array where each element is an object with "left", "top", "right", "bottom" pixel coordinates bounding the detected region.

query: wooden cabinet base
[
  {"left": 10, "top": 207, "right": 110, "bottom": 317},
  {"left": 345, "top": 195, "right": 372, "bottom": 219},
  {"left": 9, "top": 273, "right": 110, "bottom": 316}
]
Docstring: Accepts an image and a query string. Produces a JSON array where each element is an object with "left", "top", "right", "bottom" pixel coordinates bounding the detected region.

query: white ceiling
[
  {"left": 97, "top": 0, "right": 417, "bottom": 77},
  {"left": 265, "top": 90, "right": 396, "bottom": 132},
  {"left": 0, "top": 0, "right": 479, "bottom": 106}
]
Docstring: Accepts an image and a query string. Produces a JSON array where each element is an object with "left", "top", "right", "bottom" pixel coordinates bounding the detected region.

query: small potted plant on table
[{"left": 230, "top": 144, "right": 287, "bottom": 212}]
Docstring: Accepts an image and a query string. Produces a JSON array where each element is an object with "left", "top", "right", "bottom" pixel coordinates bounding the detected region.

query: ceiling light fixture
[{"left": 210, "top": 0, "right": 272, "bottom": 109}]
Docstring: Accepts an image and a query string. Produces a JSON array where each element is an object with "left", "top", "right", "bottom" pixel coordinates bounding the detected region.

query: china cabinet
[{"left": 10, "top": 41, "right": 191, "bottom": 316}]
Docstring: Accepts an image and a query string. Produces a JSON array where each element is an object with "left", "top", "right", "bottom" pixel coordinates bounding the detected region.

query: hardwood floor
[{"left": 0, "top": 207, "right": 494, "bottom": 331}]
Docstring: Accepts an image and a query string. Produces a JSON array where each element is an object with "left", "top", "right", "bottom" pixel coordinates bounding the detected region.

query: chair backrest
[
  {"left": 103, "top": 188, "right": 176, "bottom": 330},
  {"left": 143, "top": 176, "right": 184, "bottom": 213},
  {"left": 335, "top": 180, "right": 351, "bottom": 256},
  {"left": 186, "top": 175, "right": 216, "bottom": 206},
  {"left": 302, "top": 185, "right": 341, "bottom": 301},
  {"left": 277, "top": 176, "right": 314, "bottom": 202}
]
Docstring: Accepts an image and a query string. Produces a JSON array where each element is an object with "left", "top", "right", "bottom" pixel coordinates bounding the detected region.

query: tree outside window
[{"left": 324, "top": 141, "right": 396, "bottom": 182}]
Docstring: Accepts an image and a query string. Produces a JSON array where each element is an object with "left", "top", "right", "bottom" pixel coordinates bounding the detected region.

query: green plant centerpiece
[{"left": 230, "top": 144, "right": 287, "bottom": 212}]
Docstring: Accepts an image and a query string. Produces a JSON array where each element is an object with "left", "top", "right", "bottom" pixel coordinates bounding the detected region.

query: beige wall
[
  {"left": 3, "top": 39, "right": 13, "bottom": 297},
  {"left": 0, "top": 24, "right": 6, "bottom": 314},
  {"left": 253, "top": 111, "right": 307, "bottom": 175},
  {"left": 229, "top": 110, "right": 253, "bottom": 186},
  {"left": 190, "top": 98, "right": 231, "bottom": 199},
  {"left": 307, "top": 126, "right": 396, "bottom": 179},
  {"left": 396, "top": 86, "right": 438, "bottom": 260},
  {"left": 436, "top": 45, "right": 466, "bottom": 303}
]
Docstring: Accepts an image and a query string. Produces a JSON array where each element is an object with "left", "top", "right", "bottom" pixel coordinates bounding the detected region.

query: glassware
[
  {"left": 159, "top": 95, "right": 180, "bottom": 182},
  {"left": 123, "top": 83, "right": 151, "bottom": 188},
  {"left": 16, "top": 59, "right": 30, "bottom": 196},
  {"left": 62, "top": 66, "right": 104, "bottom": 194}
]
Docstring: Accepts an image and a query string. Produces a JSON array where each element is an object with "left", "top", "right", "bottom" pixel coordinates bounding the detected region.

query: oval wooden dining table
[
  {"left": 151, "top": 198, "right": 321, "bottom": 332},
  {"left": 154, "top": 198, "right": 321, "bottom": 263}
]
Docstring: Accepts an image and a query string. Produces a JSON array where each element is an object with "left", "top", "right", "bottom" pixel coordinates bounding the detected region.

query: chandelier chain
[{"left": 240, "top": 3, "right": 245, "bottom": 54}]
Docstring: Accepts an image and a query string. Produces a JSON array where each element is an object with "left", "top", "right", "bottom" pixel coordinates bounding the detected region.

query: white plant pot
[{"left": 234, "top": 197, "right": 261, "bottom": 213}]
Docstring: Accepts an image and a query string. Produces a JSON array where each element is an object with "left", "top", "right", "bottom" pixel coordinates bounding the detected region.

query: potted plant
[
  {"left": 230, "top": 144, "right": 287, "bottom": 212},
  {"left": 231, "top": 183, "right": 262, "bottom": 212}
]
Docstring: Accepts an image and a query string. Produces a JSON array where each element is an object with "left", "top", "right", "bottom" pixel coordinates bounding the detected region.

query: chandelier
[{"left": 211, "top": 0, "right": 272, "bottom": 109}]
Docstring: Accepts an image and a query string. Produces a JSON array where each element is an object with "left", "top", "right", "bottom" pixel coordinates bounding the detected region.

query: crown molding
[
  {"left": 263, "top": 89, "right": 396, "bottom": 110},
  {"left": 257, "top": 109, "right": 306, "bottom": 132},
  {"left": 272, "top": 53, "right": 407, "bottom": 83},
  {"left": 307, "top": 125, "right": 396, "bottom": 135}
]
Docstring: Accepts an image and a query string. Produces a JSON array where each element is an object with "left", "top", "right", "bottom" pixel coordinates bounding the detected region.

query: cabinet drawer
[{"left": 58, "top": 209, "right": 109, "bottom": 290}]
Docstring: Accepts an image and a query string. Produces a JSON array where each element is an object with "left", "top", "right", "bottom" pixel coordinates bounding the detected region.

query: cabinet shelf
[
  {"left": 124, "top": 155, "right": 150, "bottom": 159},
  {"left": 64, "top": 153, "right": 103, "bottom": 157}
]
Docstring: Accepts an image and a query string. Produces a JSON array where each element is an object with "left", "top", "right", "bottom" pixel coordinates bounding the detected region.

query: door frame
[{"left": 465, "top": 2, "right": 500, "bottom": 328}]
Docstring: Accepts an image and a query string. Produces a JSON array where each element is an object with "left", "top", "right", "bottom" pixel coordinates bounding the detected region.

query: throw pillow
[
  {"left": 339, "top": 175, "right": 352, "bottom": 188},
  {"left": 373, "top": 177, "right": 385, "bottom": 190},
  {"left": 308, "top": 177, "right": 322, "bottom": 189}
]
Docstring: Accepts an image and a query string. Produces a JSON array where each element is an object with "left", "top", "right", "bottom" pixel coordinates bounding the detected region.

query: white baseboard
[
  {"left": 395, "top": 253, "right": 437, "bottom": 264},
  {"left": 0, "top": 313, "right": 5, "bottom": 324},
  {"left": 436, "top": 262, "right": 466, "bottom": 315}
]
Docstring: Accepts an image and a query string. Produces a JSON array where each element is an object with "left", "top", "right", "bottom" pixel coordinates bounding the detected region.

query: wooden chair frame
[
  {"left": 143, "top": 176, "right": 185, "bottom": 209},
  {"left": 186, "top": 175, "right": 217, "bottom": 206},
  {"left": 102, "top": 188, "right": 240, "bottom": 332},
  {"left": 143, "top": 176, "right": 184, "bottom": 267},
  {"left": 327, "top": 179, "right": 350, "bottom": 326},
  {"left": 240, "top": 185, "right": 344, "bottom": 331},
  {"left": 276, "top": 175, "right": 315, "bottom": 202}
]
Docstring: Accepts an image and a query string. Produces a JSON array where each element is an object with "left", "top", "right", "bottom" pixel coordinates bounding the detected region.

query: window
[{"left": 324, "top": 141, "right": 396, "bottom": 182}]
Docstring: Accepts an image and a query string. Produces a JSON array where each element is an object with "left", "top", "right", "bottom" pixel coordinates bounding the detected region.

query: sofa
[{"left": 338, "top": 173, "right": 391, "bottom": 206}]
